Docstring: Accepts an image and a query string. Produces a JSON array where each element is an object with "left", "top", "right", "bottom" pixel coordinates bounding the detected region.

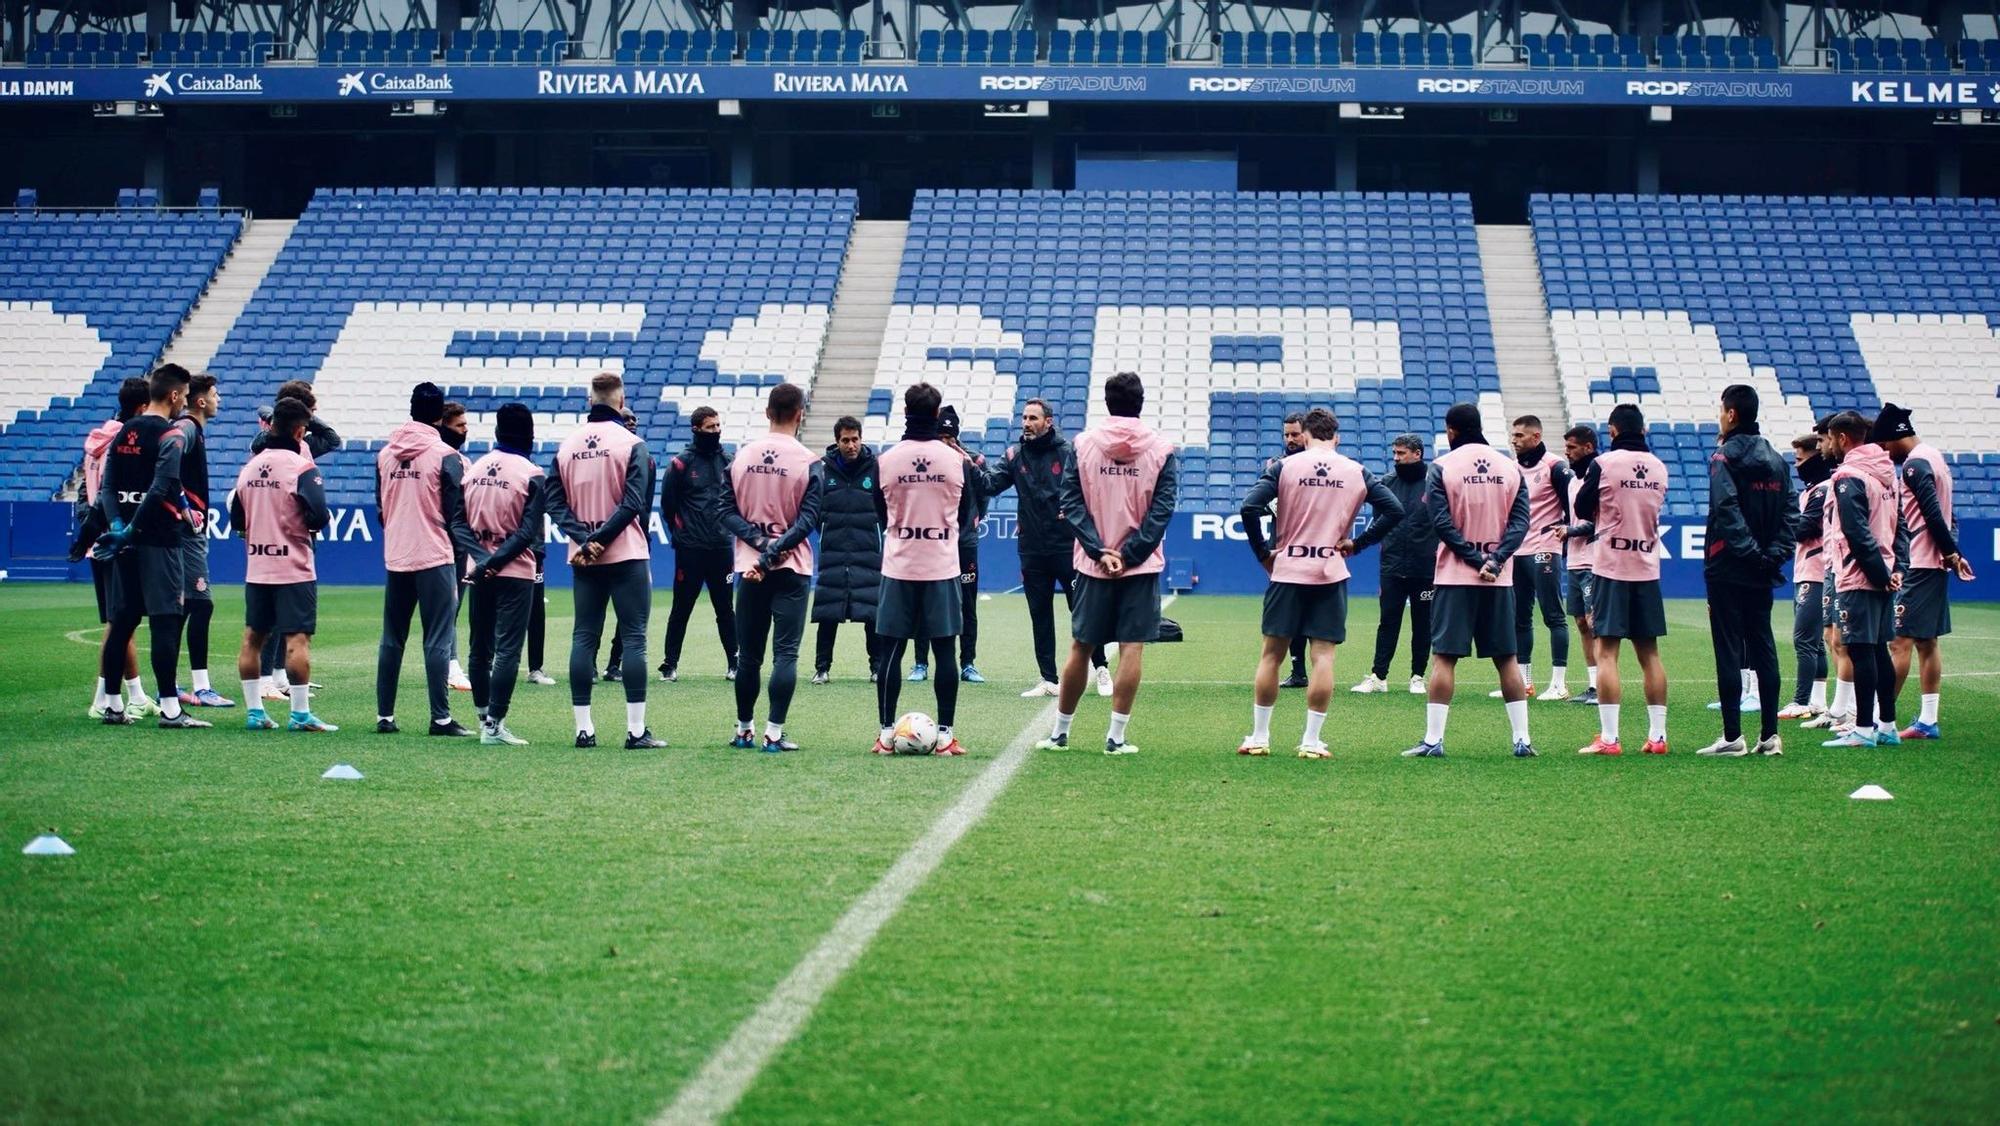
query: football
[{"left": 891, "top": 711, "right": 940, "bottom": 755}]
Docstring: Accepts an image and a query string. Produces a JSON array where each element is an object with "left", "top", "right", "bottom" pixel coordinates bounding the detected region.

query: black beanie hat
[
  {"left": 938, "top": 404, "right": 961, "bottom": 438},
  {"left": 409, "top": 381, "right": 445, "bottom": 423},
  {"left": 496, "top": 402, "right": 535, "bottom": 450},
  {"left": 1869, "top": 403, "right": 1914, "bottom": 444}
]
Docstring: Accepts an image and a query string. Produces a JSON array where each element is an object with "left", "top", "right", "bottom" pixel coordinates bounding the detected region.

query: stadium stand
[
  {"left": 322, "top": 29, "right": 443, "bottom": 65},
  {"left": 26, "top": 30, "right": 149, "bottom": 65},
  {"left": 0, "top": 205, "right": 242, "bottom": 501},
  {"left": 745, "top": 28, "right": 865, "bottom": 63},
  {"left": 867, "top": 190, "right": 1501, "bottom": 515},
  {"left": 441, "top": 28, "right": 573, "bottom": 64},
  {"left": 610, "top": 28, "right": 738, "bottom": 63},
  {"left": 201, "top": 188, "right": 854, "bottom": 506},
  {"left": 1828, "top": 35, "right": 1955, "bottom": 73},
  {"left": 152, "top": 30, "right": 274, "bottom": 66},
  {"left": 1531, "top": 193, "right": 2000, "bottom": 517}
]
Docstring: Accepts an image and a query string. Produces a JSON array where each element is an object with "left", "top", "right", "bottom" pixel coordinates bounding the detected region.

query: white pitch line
[
  {"left": 653, "top": 593, "right": 1174, "bottom": 1126},
  {"left": 64, "top": 626, "right": 106, "bottom": 647}
]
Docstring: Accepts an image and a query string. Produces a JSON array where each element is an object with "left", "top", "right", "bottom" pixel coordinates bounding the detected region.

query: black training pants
[
  {"left": 877, "top": 636, "right": 959, "bottom": 729},
  {"left": 1371, "top": 572, "right": 1434, "bottom": 680},
  {"left": 377, "top": 563, "right": 459, "bottom": 723},
  {"left": 468, "top": 576, "right": 535, "bottom": 721},
  {"left": 814, "top": 619, "right": 883, "bottom": 676},
  {"left": 735, "top": 569, "right": 809, "bottom": 725},
  {"left": 1020, "top": 552, "right": 1106, "bottom": 684},
  {"left": 1707, "top": 582, "right": 1781, "bottom": 742},
  {"left": 662, "top": 544, "right": 736, "bottom": 672},
  {"left": 1513, "top": 552, "right": 1570, "bottom": 669},
  {"left": 571, "top": 559, "right": 651, "bottom": 706}
]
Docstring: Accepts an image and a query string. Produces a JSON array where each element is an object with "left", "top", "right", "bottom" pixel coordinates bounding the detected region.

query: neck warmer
[
  {"left": 1516, "top": 442, "right": 1547, "bottom": 468},
  {"left": 1396, "top": 460, "right": 1427, "bottom": 482},
  {"left": 903, "top": 416, "right": 941, "bottom": 442},
  {"left": 1611, "top": 431, "right": 1650, "bottom": 453}
]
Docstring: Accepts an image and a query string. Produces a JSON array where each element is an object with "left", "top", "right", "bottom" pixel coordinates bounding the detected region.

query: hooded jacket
[
  {"left": 659, "top": 436, "right": 732, "bottom": 552},
  {"left": 70, "top": 419, "right": 125, "bottom": 559},
  {"left": 1831, "top": 443, "right": 1906, "bottom": 593},
  {"left": 1062, "top": 415, "right": 1179, "bottom": 579},
  {"left": 812, "top": 443, "right": 884, "bottom": 623},
  {"left": 376, "top": 419, "right": 485, "bottom": 573},
  {"left": 1705, "top": 425, "right": 1797, "bottom": 588},
  {"left": 979, "top": 426, "right": 1075, "bottom": 558},
  {"left": 1379, "top": 459, "right": 1438, "bottom": 580}
]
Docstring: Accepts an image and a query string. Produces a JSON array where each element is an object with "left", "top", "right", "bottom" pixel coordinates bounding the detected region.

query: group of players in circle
[{"left": 76, "top": 364, "right": 1969, "bottom": 760}]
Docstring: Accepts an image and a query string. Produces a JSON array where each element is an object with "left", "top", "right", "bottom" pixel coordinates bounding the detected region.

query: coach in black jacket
[
  {"left": 977, "top": 399, "right": 1107, "bottom": 696},
  {"left": 657, "top": 406, "right": 737, "bottom": 680},
  {"left": 1359, "top": 433, "right": 1439, "bottom": 691},
  {"left": 1702, "top": 384, "right": 1797, "bottom": 754},
  {"left": 811, "top": 416, "right": 884, "bottom": 682}
]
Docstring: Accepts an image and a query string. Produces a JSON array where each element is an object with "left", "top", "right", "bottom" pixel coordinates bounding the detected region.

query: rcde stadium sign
[{"left": 4, "top": 63, "right": 1999, "bottom": 109}]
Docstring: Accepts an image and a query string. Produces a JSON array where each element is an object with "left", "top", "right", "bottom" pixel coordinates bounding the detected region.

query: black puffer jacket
[
  {"left": 811, "top": 443, "right": 883, "bottom": 623},
  {"left": 659, "top": 441, "right": 732, "bottom": 551},
  {"left": 1706, "top": 425, "right": 1798, "bottom": 588},
  {"left": 978, "top": 427, "right": 1073, "bottom": 558},
  {"left": 1379, "top": 460, "right": 1439, "bottom": 580}
]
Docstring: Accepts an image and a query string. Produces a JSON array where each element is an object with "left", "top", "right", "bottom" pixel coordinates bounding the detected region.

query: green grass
[{"left": 3, "top": 585, "right": 1997, "bottom": 1123}]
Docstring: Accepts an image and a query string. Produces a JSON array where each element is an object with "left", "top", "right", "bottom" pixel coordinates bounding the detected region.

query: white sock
[
  {"left": 1505, "top": 699, "right": 1531, "bottom": 744},
  {"left": 1587, "top": 666, "right": 1599, "bottom": 690},
  {"left": 125, "top": 676, "right": 146, "bottom": 700},
  {"left": 879, "top": 725, "right": 894, "bottom": 743},
  {"left": 1879, "top": 721, "right": 1899, "bottom": 738},
  {"left": 242, "top": 680, "right": 262, "bottom": 709},
  {"left": 93, "top": 678, "right": 109, "bottom": 709},
  {"left": 573, "top": 705, "right": 594, "bottom": 736},
  {"left": 1809, "top": 680, "right": 1827, "bottom": 710},
  {"left": 379, "top": 714, "right": 394, "bottom": 725},
  {"left": 626, "top": 700, "right": 647, "bottom": 736},
  {"left": 449, "top": 660, "right": 465, "bottom": 679},
  {"left": 1053, "top": 712, "right": 1074, "bottom": 738},
  {"left": 191, "top": 669, "right": 210, "bottom": 692},
  {"left": 159, "top": 695, "right": 181, "bottom": 720},
  {"left": 737, "top": 718, "right": 754, "bottom": 734},
  {"left": 1549, "top": 666, "right": 1566, "bottom": 692},
  {"left": 272, "top": 670, "right": 290, "bottom": 691},
  {"left": 1424, "top": 703, "right": 1449, "bottom": 744},
  {"left": 105, "top": 696, "right": 125, "bottom": 715},
  {"left": 1107, "top": 711, "right": 1130, "bottom": 743},
  {"left": 1740, "top": 669, "right": 1756, "bottom": 699},
  {"left": 1250, "top": 703, "right": 1274, "bottom": 743},
  {"left": 290, "top": 686, "right": 310, "bottom": 715},
  {"left": 765, "top": 720, "right": 784, "bottom": 741},
  {"left": 1920, "top": 693, "right": 1939, "bottom": 725},
  {"left": 477, "top": 706, "right": 490, "bottom": 723},
  {"left": 1302, "top": 709, "right": 1327, "bottom": 747},
  {"left": 1599, "top": 703, "right": 1621, "bottom": 743},
  {"left": 1834, "top": 679, "right": 1854, "bottom": 716},
  {"left": 1647, "top": 704, "right": 1668, "bottom": 742}
]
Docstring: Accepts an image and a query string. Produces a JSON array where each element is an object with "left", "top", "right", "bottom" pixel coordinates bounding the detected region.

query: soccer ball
[{"left": 891, "top": 711, "right": 940, "bottom": 755}]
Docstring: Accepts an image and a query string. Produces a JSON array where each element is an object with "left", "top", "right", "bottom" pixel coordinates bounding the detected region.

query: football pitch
[{"left": 3, "top": 583, "right": 1998, "bottom": 1123}]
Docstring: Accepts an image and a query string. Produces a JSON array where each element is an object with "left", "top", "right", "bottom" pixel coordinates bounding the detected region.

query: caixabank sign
[{"left": 4, "top": 63, "right": 1999, "bottom": 109}]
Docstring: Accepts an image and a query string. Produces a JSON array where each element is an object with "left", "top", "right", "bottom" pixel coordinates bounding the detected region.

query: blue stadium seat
[
  {"left": 872, "top": 190, "right": 1500, "bottom": 515},
  {"left": 0, "top": 207, "right": 241, "bottom": 500},
  {"left": 181, "top": 189, "right": 857, "bottom": 508},
  {"left": 1531, "top": 193, "right": 2000, "bottom": 515}
]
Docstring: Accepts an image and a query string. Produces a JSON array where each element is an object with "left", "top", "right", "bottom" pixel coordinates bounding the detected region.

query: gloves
[{"left": 100, "top": 520, "right": 133, "bottom": 550}]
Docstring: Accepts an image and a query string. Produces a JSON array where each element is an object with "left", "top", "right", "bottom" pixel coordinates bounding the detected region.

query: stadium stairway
[
  {"left": 805, "top": 220, "right": 907, "bottom": 447},
  {"left": 1477, "top": 225, "right": 1567, "bottom": 430},
  {"left": 159, "top": 219, "right": 297, "bottom": 373}
]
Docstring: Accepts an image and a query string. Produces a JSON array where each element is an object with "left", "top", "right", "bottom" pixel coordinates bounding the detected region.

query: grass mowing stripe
[
  {"left": 653, "top": 700, "right": 1056, "bottom": 1126},
  {"left": 655, "top": 594, "right": 1173, "bottom": 1125}
]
